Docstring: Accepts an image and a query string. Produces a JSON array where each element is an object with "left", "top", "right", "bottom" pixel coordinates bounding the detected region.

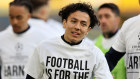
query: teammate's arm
[
  {"left": 105, "top": 47, "right": 125, "bottom": 71},
  {"left": 26, "top": 74, "right": 35, "bottom": 79}
]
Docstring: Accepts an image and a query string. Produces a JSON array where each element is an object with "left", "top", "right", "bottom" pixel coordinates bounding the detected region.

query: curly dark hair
[{"left": 59, "top": 3, "right": 99, "bottom": 29}]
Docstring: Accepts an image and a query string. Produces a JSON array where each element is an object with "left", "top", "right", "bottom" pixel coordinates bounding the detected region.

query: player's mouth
[
  {"left": 12, "top": 24, "right": 20, "bottom": 28},
  {"left": 71, "top": 32, "right": 80, "bottom": 37},
  {"left": 101, "top": 23, "right": 107, "bottom": 28}
]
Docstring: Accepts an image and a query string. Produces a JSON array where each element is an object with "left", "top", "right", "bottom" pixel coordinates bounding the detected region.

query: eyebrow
[
  {"left": 17, "top": 15, "right": 22, "bottom": 17},
  {"left": 71, "top": 17, "right": 78, "bottom": 20},
  {"left": 71, "top": 17, "right": 87, "bottom": 23}
]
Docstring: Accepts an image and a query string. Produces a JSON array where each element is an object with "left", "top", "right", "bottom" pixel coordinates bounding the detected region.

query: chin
[
  {"left": 103, "top": 31, "right": 108, "bottom": 33},
  {"left": 71, "top": 38, "right": 82, "bottom": 43},
  {"left": 70, "top": 39, "right": 77, "bottom": 43},
  {"left": 13, "top": 29, "right": 18, "bottom": 33}
]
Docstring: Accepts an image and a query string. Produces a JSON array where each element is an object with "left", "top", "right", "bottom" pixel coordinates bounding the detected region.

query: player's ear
[
  {"left": 28, "top": 13, "right": 31, "bottom": 18},
  {"left": 117, "top": 16, "right": 120, "bottom": 24},
  {"left": 41, "top": 8, "right": 46, "bottom": 15},
  {"left": 63, "top": 19, "right": 66, "bottom": 28},
  {"left": 27, "top": 13, "right": 31, "bottom": 20},
  {"left": 115, "top": 16, "right": 120, "bottom": 27},
  {"left": 86, "top": 27, "right": 91, "bottom": 35}
]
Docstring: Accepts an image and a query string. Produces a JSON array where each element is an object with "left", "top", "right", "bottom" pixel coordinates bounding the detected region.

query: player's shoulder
[
  {"left": 0, "top": 27, "right": 11, "bottom": 37},
  {"left": 28, "top": 18, "right": 47, "bottom": 28},
  {"left": 90, "top": 45, "right": 105, "bottom": 58},
  {"left": 28, "top": 18, "right": 44, "bottom": 24},
  {"left": 37, "top": 36, "right": 61, "bottom": 47},
  {"left": 124, "top": 14, "right": 140, "bottom": 25},
  {"left": 119, "top": 15, "right": 140, "bottom": 33},
  {"left": 0, "top": 29, "right": 12, "bottom": 43},
  {"left": 83, "top": 38, "right": 103, "bottom": 55},
  {"left": 47, "top": 19, "right": 62, "bottom": 25},
  {"left": 83, "top": 38, "right": 94, "bottom": 46}
]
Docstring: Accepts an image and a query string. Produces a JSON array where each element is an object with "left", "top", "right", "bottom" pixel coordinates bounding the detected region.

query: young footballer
[{"left": 25, "top": 3, "right": 113, "bottom": 79}]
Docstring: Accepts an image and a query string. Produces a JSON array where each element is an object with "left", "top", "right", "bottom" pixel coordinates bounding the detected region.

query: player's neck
[
  {"left": 103, "top": 29, "right": 118, "bottom": 38},
  {"left": 31, "top": 16, "right": 41, "bottom": 20},
  {"left": 61, "top": 35, "right": 82, "bottom": 46},
  {"left": 14, "top": 25, "right": 30, "bottom": 34},
  {"left": 32, "top": 12, "right": 47, "bottom": 21}
]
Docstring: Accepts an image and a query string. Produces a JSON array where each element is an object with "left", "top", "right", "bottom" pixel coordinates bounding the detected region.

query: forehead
[
  {"left": 98, "top": 8, "right": 115, "bottom": 15},
  {"left": 9, "top": 5, "right": 29, "bottom": 16},
  {"left": 68, "top": 11, "right": 90, "bottom": 22}
]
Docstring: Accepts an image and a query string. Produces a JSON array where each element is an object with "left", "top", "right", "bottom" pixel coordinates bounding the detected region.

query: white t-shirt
[
  {"left": 2, "top": 18, "right": 65, "bottom": 39},
  {"left": 112, "top": 14, "right": 140, "bottom": 79},
  {"left": 29, "top": 18, "right": 65, "bottom": 38},
  {"left": 102, "top": 32, "right": 119, "bottom": 49},
  {"left": 0, "top": 26, "right": 49, "bottom": 79},
  {"left": 94, "top": 32, "right": 119, "bottom": 49},
  {"left": 24, "top": 36, "right": 113, "bottom": 79},
  {"left": 46, "top": 19, "right": 65, "bottom": 35}
]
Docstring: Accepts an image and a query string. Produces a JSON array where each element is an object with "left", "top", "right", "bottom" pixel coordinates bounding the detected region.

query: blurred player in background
[
  {"left": 28, "top": 0, "right": 65, "bottom": 38},
  {"left": 0, "top": 0, "right": 50, "bottom": 79},
  {"left": 2, "top": 0, "right": 65, "bottom": 38},
  {"left": 94, "top": 3, "right": 126, "bottom": 79}
]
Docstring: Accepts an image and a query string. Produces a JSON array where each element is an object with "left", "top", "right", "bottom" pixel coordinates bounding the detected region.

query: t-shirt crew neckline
[{"left": 61, "top": 35, "right": 82, "bottom": 46}]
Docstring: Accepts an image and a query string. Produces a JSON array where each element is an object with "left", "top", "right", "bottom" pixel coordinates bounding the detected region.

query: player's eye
[
  {"left": 81, "top": 23, "right": 87, "bottom": 26},
  {"left": 71, "top": 20, "right": 76, "bottom": 23},
  {"left": 105, "top": 14, "right": 110, "bottom": 19},
  {"left": 98, "top": 15, "right": 102, "bottom": 19},
  {"left": 10, "top": 16, "right": 14, "bottom": 19},
  {"left": 81, "top": 21, "right": 87, "bottom": 27},
  {"left": 16, "top": 16, "right": 22, "bottom": 20},
  {"left": 9, "top": 15, "right": 14, "bottom": 19}
]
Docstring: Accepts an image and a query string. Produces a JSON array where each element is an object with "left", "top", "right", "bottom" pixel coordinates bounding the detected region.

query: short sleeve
[
  {"left": 93, "top": 48, "right": 113, "bottom": 79},
  {"left": 24, "top": 47, "right": 44, "bottom": 79},
  {"left": 112, "top": 21, "right": 127, "bottom": 52}
]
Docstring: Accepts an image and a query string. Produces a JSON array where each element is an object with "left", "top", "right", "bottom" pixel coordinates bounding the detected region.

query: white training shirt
[
  {"left": 0, "top": 26, "right": 49, "bottom": 79},
  {"left": 94, "top": 31, "right": 119, "bottom": 49},
  {"left": 112, "top": 14, "right": 140, "bottom": 79},
  {"left": 46, "top": 19, "right": 65, "bottom": 35},
  {"left": 2, "top": 18, "right": 65, "bottom": 39},
  {"left": 101, "top": 32, "right": 119, "bottom": 49},
  {"left": 24, "top": 36, "right": 113, "bottom": 79},
  {"left": 29, "top": 18, "right": 65, "bottom": 38}
]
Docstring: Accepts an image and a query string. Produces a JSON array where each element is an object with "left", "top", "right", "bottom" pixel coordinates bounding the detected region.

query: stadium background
[{"left": 0, "top": 0, "right": 140, "bottom": 40}]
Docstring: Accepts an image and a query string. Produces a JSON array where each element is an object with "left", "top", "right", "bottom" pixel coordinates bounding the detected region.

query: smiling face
[
  {"left": 9, "top": 5, "right": 31, "bottom": 33},
  {"left": 63, "top": 11, "right": 91, "bottom": 44}
]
